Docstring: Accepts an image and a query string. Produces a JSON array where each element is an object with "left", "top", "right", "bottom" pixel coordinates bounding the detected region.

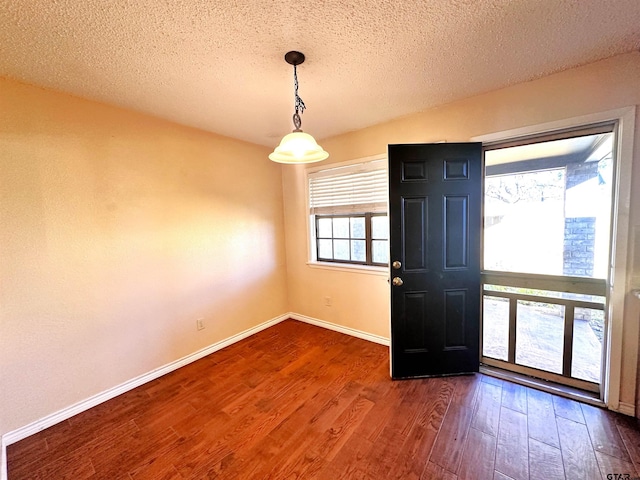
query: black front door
[{"left": 389, "top": 143, "right": 482, "bottom": 378}]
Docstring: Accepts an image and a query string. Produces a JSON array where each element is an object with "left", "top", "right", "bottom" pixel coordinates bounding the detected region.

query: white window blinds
[{"left": 309, "top": 159, "right": 388, "bottom": 215}]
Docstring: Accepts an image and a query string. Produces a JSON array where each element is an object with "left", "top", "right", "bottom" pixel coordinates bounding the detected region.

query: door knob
[
  {"left": 392, "top": 277, "right": 404, "bottom": 286},
  {"left": 392, "top": 260, "right": 401, "bottom": 269}
]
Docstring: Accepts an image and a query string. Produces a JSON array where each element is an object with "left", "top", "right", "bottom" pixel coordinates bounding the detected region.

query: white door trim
[{"left": 472, "top": 106, "right": 636, "bottom": 413}]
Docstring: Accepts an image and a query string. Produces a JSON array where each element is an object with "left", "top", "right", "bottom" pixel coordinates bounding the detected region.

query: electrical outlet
[
  {"left": 324, "top": 296, "right": 332, "bottom": 307},
  {"left": 196, "top": 318, "right": 205, "bottom": 330}
]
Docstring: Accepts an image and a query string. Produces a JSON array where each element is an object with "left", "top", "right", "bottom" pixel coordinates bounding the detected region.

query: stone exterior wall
[
  {"left": 565, "top": 161, "right": 599, "bottom": 189},
  {"left": 563, "top": 216, "right": 596, "bottom": 277},
  {"left": 563, "top": 161, "right": 599, "bottom": 278}
]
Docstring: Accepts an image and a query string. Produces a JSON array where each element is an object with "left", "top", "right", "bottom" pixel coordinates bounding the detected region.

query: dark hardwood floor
[{"left": 7, "top": 320, "right": 640, "bottom": 479}]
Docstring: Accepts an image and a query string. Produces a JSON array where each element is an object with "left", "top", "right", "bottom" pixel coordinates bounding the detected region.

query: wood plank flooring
[{"left": 7, "top": 319, "right": 640, "bottom": 479}]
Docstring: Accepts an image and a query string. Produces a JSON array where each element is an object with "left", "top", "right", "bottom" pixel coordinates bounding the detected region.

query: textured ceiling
[{"left": 1, "top": 1, "right": 639, "bottom": 147}]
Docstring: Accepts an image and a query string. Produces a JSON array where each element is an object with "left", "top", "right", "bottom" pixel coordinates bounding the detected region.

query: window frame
[
  {"left": 315, "top": 212, "right": 389, "bottom": 267},
  {"left": 472, "top": 106, "right": 636, "bottom": 413},
  {"left": 306, "top": 154, "right": 389, "bottom": 274}
]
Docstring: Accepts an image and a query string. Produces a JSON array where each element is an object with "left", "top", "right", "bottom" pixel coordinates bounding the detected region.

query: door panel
[
  {"left": 402, "top": 197, "right": 428, "bottom": 271},
  {"left": 444, "top": 289, "right": 467, "bottom": 348},
  {"left": 389, "top": 143, "right": 482, "bottom": 379},
  {"left": 444, "top": 195, "right": 469, "bottom": 268},
  {"left": 403, "top": 292, "right": 428, "bottom": 352}
]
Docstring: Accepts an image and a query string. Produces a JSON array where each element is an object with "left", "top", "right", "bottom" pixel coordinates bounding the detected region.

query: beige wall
[
  {"left": 0, "top": 78, "right": 288, "bottom": 435},
  {"left": 283, "top": 52, "right": 640, "bottom": 407}
]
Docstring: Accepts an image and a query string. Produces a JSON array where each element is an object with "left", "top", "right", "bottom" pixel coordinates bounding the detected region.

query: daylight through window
[{"left": 309, "top": 159, "right": 388, "bottom": 266}]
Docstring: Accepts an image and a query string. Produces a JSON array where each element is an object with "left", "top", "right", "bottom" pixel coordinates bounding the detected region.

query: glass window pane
[
  {"left": 317, "top": 218, "right": 332, "bottom": 238},
  {"left": 372, "top": 240, "right": 388, "bottom": 264},
  {"left": 350, "top": 217, "right": 365, "bottom": 239},
  {"left": 482, "top": 296, "right": 509, "bottom": 361},
  {"left": 572, "top": 307, "right": 603, "bottom": 383},
  {"left": 484, "top": 132, "right": 614, "bottom": 279},
  {"left": 372, "top": 215, "right": 389, "bottom": 239},
  {"left": 515, "top": 301, "right": 564, "bottom": 374},
  {"left": 484, "top": 170, "right": 565, "bottom": 276},
  {"left": 318, "top": 239, "right": 332, "bottom": 260},
  {"left": 333, "top": 239, "right": 350, "bottom": 260},
  {"left": 333, "top": 218, "right": 350, "bottom": 238},
  {"left": 351, "top": 240, "right": 366, "bottom": 262}
]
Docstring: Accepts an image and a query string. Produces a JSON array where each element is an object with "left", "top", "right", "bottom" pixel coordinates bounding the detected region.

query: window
[
  {"left": 315, "top": 213, "right": 388, "bottom": 265},
  {"left": 309, "top": 158, "right": 388, "bottom": 267},
  {"left": 483, "top": 125, "right": 615, "bottom": 279}
]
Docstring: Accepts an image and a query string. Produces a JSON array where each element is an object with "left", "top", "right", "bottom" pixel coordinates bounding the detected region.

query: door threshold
[{"left": 479, "top": 365, "right": 605, "bottom": 409}]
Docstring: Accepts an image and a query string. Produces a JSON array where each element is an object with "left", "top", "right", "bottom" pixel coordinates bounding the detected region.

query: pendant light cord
[{"left": 292, "top": 64, "right": 306, "bottom": 131}]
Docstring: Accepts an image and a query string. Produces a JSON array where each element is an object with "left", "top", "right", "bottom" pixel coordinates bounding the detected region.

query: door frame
[{"left": 472, "top": 106, "right": 636, "bottom": 413}]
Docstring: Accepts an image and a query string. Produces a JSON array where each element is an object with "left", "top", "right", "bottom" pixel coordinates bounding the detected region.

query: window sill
[{"left": 306, "top": 261, "right": 389, "bottom": 276}]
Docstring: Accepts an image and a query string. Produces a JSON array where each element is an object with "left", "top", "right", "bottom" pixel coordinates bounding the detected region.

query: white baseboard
[
  {"left": 0, "top": 312, "right": 389, "bottom": 480},
  {"left": 289, "top": 312, "right": 390, "bottom": 346},
  {"left": 617, "top": 401, "right": 636, "bottom": 417}
]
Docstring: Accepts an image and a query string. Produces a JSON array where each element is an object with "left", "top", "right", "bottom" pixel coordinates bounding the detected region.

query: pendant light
[{"left": 269, "top": 51, "right": 329, "bottom": 164}]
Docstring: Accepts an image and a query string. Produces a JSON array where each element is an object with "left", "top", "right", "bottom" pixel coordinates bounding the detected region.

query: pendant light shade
[
  {"left": 269, "top": 131, "right": 329, "bottom": 164},
  {"left": 269, "top": 51, "right": 328, "bottom": 164}
]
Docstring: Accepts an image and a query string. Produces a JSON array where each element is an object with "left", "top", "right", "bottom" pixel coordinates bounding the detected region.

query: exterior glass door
[{"left": 481, "top": 125, "right": 615, "bottom": 393}]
